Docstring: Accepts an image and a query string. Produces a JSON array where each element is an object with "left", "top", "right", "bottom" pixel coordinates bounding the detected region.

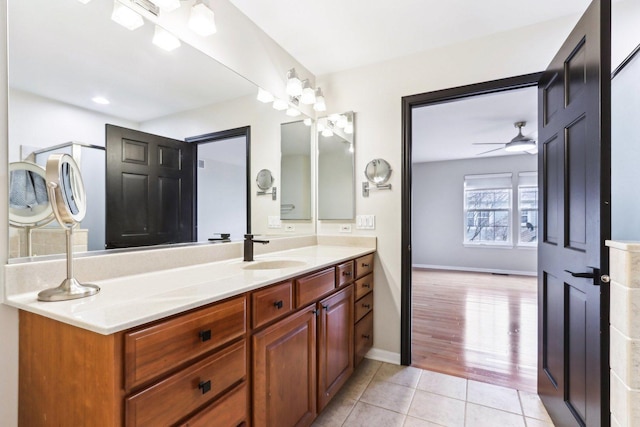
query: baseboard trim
[
  {"left": 412, "top": 264, "right": 537, "bottom": 277},
  {"left": 364, "top": 348, "right": 401, "bottom": 365}
]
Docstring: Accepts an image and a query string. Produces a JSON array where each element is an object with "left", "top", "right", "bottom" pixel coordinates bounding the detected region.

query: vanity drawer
[
  {"left": 126, "top": 339, "right": 246, "bottom": 427},
  {"left": 124, "top": 295, "right": 247, "bottom": 390},
  {"left": 177, "top": 381, "right": 248, "bottom": 427},
  {"left": 355, "top": 254, "right": 374, "bottom": 278},
  {"left": 355, "top": 292, "right": 374, "bottom": 323},
  {"left": 336, "top": 260, "right": 355, "bottom": 287},
  {"left": 355, "top": 312, "right": 374, "bottom": 366},
  {"left": 296, "top": 268, "right": 335, "bottom": 307},
  {"left": 252, "top": 281, "right": 293, "bottom": 329},
  {"left": 354, "top": 273, "right": 374, "bottom": 300}
]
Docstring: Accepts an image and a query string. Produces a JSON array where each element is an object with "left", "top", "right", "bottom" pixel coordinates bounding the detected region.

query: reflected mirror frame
[{"left": 317, "top": 111, "right": 356, "bottom": 220}]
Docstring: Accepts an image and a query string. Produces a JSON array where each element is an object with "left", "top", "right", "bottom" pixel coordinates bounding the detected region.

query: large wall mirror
[
  {"left": 280, "top": 120, "right": 312, "bottom": 220},
  {"left": 318, "top": 112, "right": 355, "bottom": 220},
  {"left": 7, "top": 0, "right": 314, "bottom": 259}
]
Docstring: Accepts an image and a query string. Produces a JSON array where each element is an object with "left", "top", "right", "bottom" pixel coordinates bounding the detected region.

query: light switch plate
[
  {"left": 356, "top": 215, "right": 375, "bottom": 230},
  {"left": 268, "top": 216, "right": 282, "bottom": 229}
]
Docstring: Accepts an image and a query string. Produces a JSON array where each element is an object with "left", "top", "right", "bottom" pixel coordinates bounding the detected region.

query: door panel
[
  {"left": 537, "top": 1, "right": 610, "bottom": 426},
  {"left": 106, "top": 124, "right": 195, "bottom": 249}
]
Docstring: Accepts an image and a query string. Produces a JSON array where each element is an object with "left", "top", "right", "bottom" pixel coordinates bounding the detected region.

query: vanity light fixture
[
  {"left": 336, "top": 114, "right": 348, "bottom": 128},
  {"left": 313, "top": 87, "right": 326, "bottom": 112},
  {"left": 148, "top": 0, "right": 180, "bottom": 12},
  {"left": 300, "top": 80, "right": 316, "bottom": 105},
  {"left": 286, "top": 68, "right": 303, "bottom": 97},
  {"left": 257, "top": 88, "right": 274, "bottom": 103},
  {"left": 111, "top": 1, "right": 144, "bottom": 30},
  {"left": 286, "top": 107, "right": 301, "bottom": 117},
  {"left": 272, "top": 98, "right": 288, "bottom": 111},
  {"left": 188, "top": 1, "right": 217, "bottom": 37},
  {"left": 152, "top": 25, "right": 181, "bottom": 51},
  {"left": 321, "top": 128, "right": 334, "bottom": 138},
  {"left": 91, "top": 96, "right": 110, "bottom": 105},
  {"left": 303, "top": 118, "right": 312, "bottom": 126},
  {"left": 344, "top": 121, "right": 354, "bottom": 134}
]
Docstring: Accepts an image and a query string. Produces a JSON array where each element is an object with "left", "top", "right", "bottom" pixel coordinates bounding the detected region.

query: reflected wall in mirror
[
  {"left": 318, "top": 112, "right": 355, "bottom": 220},
  {"left": 7, "top": 0, "right": 307, "bottom": 259},
  {"left": 280, "top": 120, "right": 312, "bottom": 220}
]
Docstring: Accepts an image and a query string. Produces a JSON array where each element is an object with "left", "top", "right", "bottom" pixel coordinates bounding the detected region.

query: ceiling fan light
[
  {"left": 111, "top": 1, "right": 144, "bottom": 31},
  {"left": 504, "top": 140, "right": 536, "bottom": 152},
  {"left": 152, "top": 25, "right": 181, "bottom": 51},
  {"left": 188, "top": 3, "right": 217, "bottom": 36}
]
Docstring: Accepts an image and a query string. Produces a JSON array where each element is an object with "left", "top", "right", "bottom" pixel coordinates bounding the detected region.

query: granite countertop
[{"left": 4, "top": 244, "right": 375, "bottom": 335}]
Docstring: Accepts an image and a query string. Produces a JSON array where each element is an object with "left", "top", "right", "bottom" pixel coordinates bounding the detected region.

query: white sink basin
[{"left": 242, "top": 260, "right": 307, "bottom": 270}]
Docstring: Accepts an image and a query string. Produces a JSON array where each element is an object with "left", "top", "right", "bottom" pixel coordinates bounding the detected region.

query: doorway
[{"left": 401, "top": 73, "right": 540, "bottom": 384}]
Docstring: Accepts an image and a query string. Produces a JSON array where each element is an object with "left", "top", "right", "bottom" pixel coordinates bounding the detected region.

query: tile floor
[{"left": 312, "top": 360, "right": 555, "bottom": 427}]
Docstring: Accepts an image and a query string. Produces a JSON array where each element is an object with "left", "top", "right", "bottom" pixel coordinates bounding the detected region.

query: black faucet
[
  {"left": 244, "top": 234, "right": 270, "bottom": 261},
  {"left": 208, "top": 233, "right": 231, "bottom": 243}
]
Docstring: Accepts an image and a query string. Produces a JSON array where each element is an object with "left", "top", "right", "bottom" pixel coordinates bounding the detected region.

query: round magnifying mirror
[
  {"left": 9, "top": 161, "right": 54, "bottom": 227},
  {"left": 46, "top": 153, "right": 87, "bottom": 226},
  {"left": 256, "top": 169, "right": 275, "bottom": 190},
  {"left": 364, "top": 159, "right": 392, "bottom": 185}
]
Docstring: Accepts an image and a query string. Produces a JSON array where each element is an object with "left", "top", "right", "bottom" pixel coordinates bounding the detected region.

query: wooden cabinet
[
  {"left": 18, "top": 252, "right": 374, "bottom": 427},
  {"left": 252, "top": 306, "right": 317, "bottom": 427},
  {"left": 354, "top": 254, "right": 374, "bottom": 367},
  {"left": 317, "top": 285, "right": 354, "bottom": 411}
]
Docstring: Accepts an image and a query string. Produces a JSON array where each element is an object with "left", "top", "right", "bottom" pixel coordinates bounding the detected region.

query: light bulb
[
  {"left": 336, "top": 115, "right": 348, "bottom": 128},
  {"left": 322, "top": 128, "right": 334, "bottom": 138},
  {"left": 111, "top": 1, "right": 144, "bottom": 31},
  {"left": 188, "top": 3, "right": 217, "bottom": 36},
  {"left": 313, "top": 88, "right": 326, "bottom": 112},
  {"left": 286, "top": 107, "right": 301, "bottom": 117},
  {"left": 92, "top": 96, "right": 110, "bottom": 105},
  {"left": 152, "top": 26, "right": 181, "bottom": 51},
  {"left": 256, "top": 88, "right": 274, "bottom": 103},
  {"left": 303, "top": 118, "right": 312, "bottom": 126},
  {"left": 286, "top": 68, "right": 302, "bottom": 97},
  {"left": 272, "top": 99, "right": 288, "bottom": 111},
  {"left": 300, "top": 80, "right": 316, "bottom": 105}
]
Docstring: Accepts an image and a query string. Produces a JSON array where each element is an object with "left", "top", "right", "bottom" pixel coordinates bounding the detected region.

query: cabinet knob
[
  {"left": 274, "top": 300, "right": 284, "bottom": 310},
  {"left": 198, "top": 380, "right": 212, "bottom": 394},
  {"left": 362, "top": 304, "right": 371, "bottom": 309},
  {"left": 362, "top": 334, "right": 371, "bottom": 340},
  {"left": 199, "top": 329, "right": 212, "bottom": 342},
  {"left": 362, "top": 263, "right": 370, "bottom": 268}
]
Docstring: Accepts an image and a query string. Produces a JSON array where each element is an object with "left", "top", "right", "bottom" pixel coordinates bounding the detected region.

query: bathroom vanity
[{"left": 9, "top": 243, "right": 375, "bottom": 427}]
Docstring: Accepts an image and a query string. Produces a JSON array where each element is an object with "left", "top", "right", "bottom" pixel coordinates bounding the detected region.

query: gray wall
[
  {"left": 412, "top": 154, "right": 537, "bottom": 274},
  {"left": 612, "top": 50, "right": 640, "bottom": 240}
]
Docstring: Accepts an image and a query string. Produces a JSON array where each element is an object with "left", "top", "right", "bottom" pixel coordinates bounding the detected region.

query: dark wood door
[
  {"left": 105, "top": 124, "right": 195, "bottom": 249},
  {"left": 537, "top": 1, "right": 611, "bottom": 426},
  {"left": 252, "top": 306, "right": 317, "bottom": 427},
  {"left": 317, "top": 285, "right": 354, "bottom": 411}
]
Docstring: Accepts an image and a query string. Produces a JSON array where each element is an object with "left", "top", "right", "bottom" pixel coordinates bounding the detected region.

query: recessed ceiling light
[{"left": 92, "top": 96, "right": 110, "bottom": 105}]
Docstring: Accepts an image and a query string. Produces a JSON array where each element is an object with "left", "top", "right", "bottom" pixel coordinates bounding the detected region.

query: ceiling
[{"left": 227, "top": 0, "right": 592, "bottom": 76}]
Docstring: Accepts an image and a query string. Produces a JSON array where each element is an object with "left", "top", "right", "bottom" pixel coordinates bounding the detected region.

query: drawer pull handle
[
  {"left": 274, "top": 300, "right": 284, "bottom": 310},
  {"left": 362, "top": 304, "right": 371, "bottom": 309},
  {"left": 362, "top": 334, "right": 371, "bottom": 340},
  {"left": 362, "top": 263, "right": 371, "bottom": 268},
  {"left": 198, "top": 380, "right": 212, "bottom": 394},
  {"left": 199, "top": 330, "right": 212, "bottom": 342},
  {"left": 343, "top": 271, "right": 352, "bottom": 276},
  {"left": 362, "top": 283, "right": 371, "bottom": 289}
]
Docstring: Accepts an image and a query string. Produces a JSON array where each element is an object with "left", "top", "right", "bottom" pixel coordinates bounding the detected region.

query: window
[
  {"left": 464, "top": 173, "right": 512, "bottom": 244},
  {"left": 518, "top": 172, "right": 538, "bottom": 245}
]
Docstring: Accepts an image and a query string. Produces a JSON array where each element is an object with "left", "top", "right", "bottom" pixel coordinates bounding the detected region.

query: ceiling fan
[{"left": 473, "top": 121, "right": 537, "bottom": 155}]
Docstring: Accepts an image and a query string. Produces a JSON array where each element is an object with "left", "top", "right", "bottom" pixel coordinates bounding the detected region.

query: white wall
[{"left": 412, "top": 155, "right": 537, "bottom": 275}]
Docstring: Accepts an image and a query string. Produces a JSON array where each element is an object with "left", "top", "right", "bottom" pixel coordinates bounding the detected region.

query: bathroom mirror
[
  {"left": 318, "top": 112, "right": 355, "bottom": 220},
  {"left": 7, "top": 0, "right": 312, "bottom": 259},
  {"left": 256, "top": 169, "right": 275, "bottom": 190},
  {"left": 8, "top": 161, "right": 53, "bottom": 228},
  {"left": 280, "top": 120, "right": 312, "bottom": 220},
  {"left": 365, "top": 159, "right": 392, "bottom": 185}
]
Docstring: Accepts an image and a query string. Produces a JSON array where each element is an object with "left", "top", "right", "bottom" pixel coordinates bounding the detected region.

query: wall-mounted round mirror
[
  {"left": 38, "top": 154, "right": 99, "bottom": 301},
  {"left": 9, "top": 161, "right": 53, "bottom": 228},
  {"left": 364, "top": 159, "right": 392, "bottom": 185},
  {"left": 256, "top": 169, "right": 275, "bottom": 190}
]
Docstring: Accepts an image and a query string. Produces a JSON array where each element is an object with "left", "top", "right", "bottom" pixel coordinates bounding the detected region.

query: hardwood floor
[{"left": 411, "top": 268, "right": 538, "bottom": 393}]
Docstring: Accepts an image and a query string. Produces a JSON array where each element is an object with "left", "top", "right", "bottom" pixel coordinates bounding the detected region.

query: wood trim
[{"left": 400, "top": 73, "right": 543, "bottom": 366}]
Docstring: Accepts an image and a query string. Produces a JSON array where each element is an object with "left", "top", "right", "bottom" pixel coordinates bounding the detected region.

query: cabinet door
[
  {"left": 317, "top": 285, "right": 354, "bottom": 411},
  {"left": 253, "top": 306, "right": 317, "bottom": 427}
]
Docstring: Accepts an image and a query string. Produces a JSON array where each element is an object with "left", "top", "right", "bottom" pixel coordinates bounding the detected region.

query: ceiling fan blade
[
  {"left": 476, "top": 147, "right": 505, "bottom": 155},
  {"left": 472, "top": 142, "right": 507, "bottom": 145}
]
